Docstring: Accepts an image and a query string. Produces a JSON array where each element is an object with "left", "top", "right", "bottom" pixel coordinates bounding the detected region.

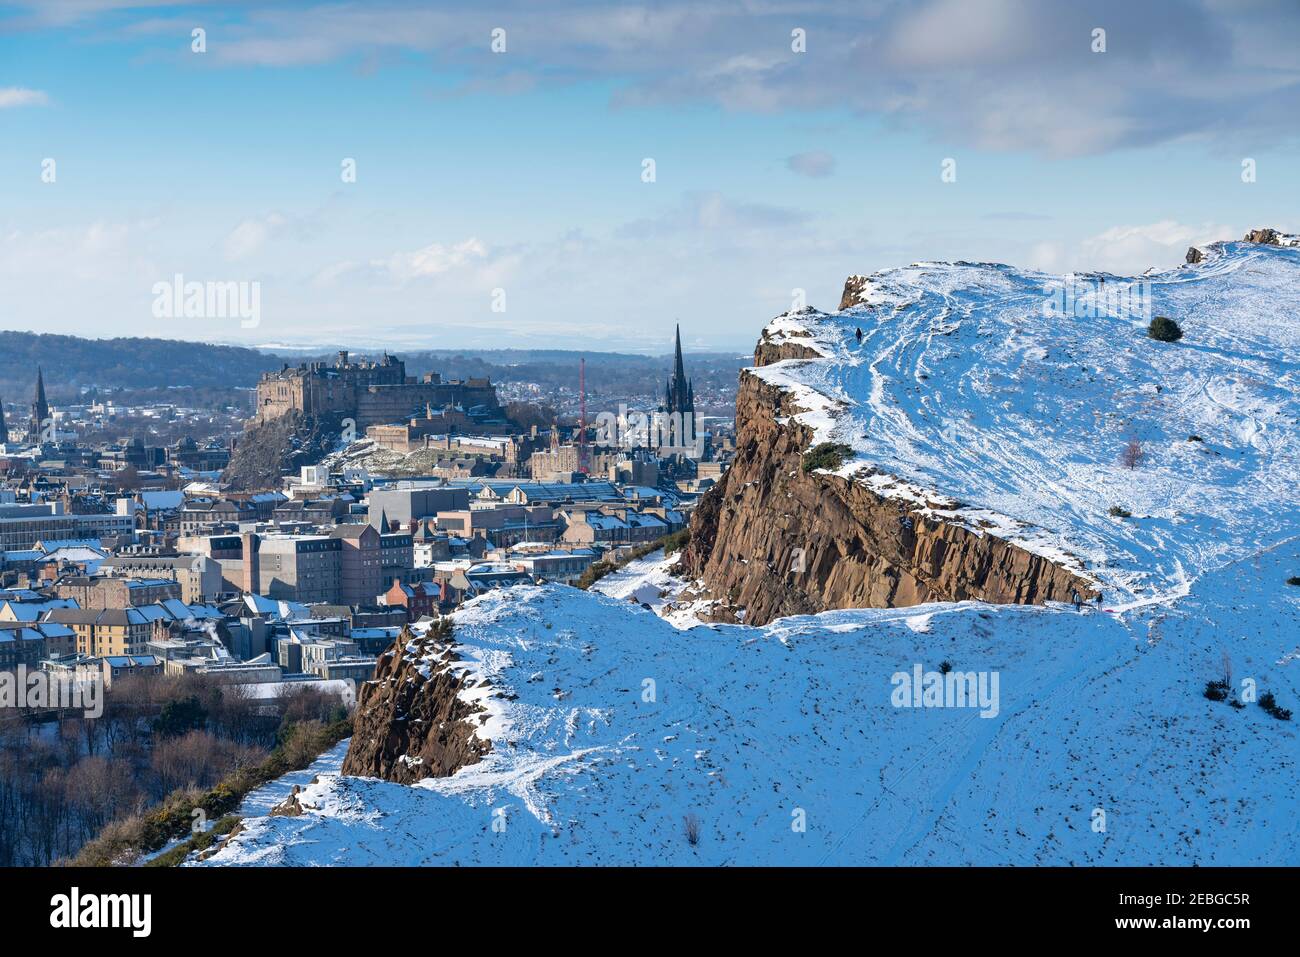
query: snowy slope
[
  {"left": 199, "top": 238, "right": 1300, "bottom": 867},
  {"left": 757, "top": 239, "right": 1300, "bottom": 603},
  {"left": 202, "top": 550, "right": 1299, "bottom": 866}
]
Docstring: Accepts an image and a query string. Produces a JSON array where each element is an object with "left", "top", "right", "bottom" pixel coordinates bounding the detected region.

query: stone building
[
  {"left": 254, "top": 350, "right": 504, "bottom": 431},
  {"left": 329, "top": 523, "right": 384, "bottom": 606}
]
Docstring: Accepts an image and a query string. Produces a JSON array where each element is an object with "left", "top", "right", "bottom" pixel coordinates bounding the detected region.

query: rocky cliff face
[
  {"left": 679, "top": 299, "right": 1096, "bottom": 627},
  {"left": 222, "top": 409, "right": 348, "bottom": 491},
  {"left": 341, "top": 620, "right": 491, "bottom": 784}
]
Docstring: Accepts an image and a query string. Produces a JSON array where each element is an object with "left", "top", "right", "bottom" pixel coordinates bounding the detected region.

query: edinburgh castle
[{"left": 255, "top": 351, "right": 503, "bottom": 431}]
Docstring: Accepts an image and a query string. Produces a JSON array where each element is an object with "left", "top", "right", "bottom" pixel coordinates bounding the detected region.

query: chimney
[{"left": 241, "top": 531, "right": 260, "bottom": 596}]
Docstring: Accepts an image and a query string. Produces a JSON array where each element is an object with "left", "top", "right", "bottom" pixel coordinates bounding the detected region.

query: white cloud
[
  {"left": 0, "top": 87, "right": 49, "bottom": 108},
  {"left": 375, "top": 238, "right": 489, "bottom": 281},
  {"left": 1027, "top": 220, "right": 1235, "bottom": 274},
  {"left": 222, "top": 208, "right": 331, "bottom": 262},
  {"left": 176, "top": 0, "right": 1298, "bottom": 156},
  {"left": 1079, "top": 220, "right": 1235, "bottom": 273}
]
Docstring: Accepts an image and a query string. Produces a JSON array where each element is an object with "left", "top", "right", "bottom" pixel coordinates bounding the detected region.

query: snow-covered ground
[
  {"left": 199, "top": 240, "right": 1300, "bottom": 867},
  {"left": 202, "top": 542, "right": 1298, "bottom": 866},
  {"left": 758, "top": 239, "right": 1300, "bottom": 603}
]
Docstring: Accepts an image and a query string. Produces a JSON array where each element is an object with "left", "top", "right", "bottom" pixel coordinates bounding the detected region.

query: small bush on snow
[
  {"left": 802, "top": 442, "right": 853, "bottom": 473},
  {"left": 1259, "top": 692, "right": 1293, "bottom": 721},
  {"left": 1148, "top": 316, "right": 1184, "bottom": 342},
  {"left": 1203, "top": 679, "right": 1230, "bottom": 702}
]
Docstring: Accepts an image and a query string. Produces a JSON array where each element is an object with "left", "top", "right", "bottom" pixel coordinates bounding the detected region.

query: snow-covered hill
[
  {"left": 201, "top": 552, "right": 1298, "bottom": 865},
  {"left": 198, "top": 234, "right": 1300, "bottom": 867},
  {"left": 759, "top": 235, "right": 1300, "bottom": 605}
]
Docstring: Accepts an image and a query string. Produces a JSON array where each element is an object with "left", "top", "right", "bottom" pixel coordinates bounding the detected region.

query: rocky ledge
[
  {"left": 340, "top": 619, "right": 491, "bottom": 784},
  {"left": 1186, "top": 226, "right": 1299, "bottom": 263},
  {"left": 679, "top": 291, "right": 1096, "bottom": 627}
]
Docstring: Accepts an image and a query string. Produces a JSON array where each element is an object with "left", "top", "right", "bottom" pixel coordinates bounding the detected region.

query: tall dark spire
[
  {"left": 663, "top": 323, "right": 695, "bottom": 419},
  {"left": 673, "top": 324, "right": 687, "bottom": 387},
  {"left": 28, "top": 366, "right": 50, "bottom": 445},
  {"left": 0, "top": 396, "right": 6, "bottom": 443}
]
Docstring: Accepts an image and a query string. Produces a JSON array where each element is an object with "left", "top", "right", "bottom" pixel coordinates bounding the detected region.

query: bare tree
[{"left": 1120, "top": 437, "right": 1144, "bottom": 469}]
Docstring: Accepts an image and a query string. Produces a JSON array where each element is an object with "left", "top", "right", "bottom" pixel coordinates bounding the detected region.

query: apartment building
[
  {"left": 0, "top": 502, "right": 134, "bottom": 551},
  {"left": 382, "top": 578, "right": 443, "bottom": 620},
  {"left": 436, "top": 505, "right": 560, "bottom": 548},
  {"left": 43, "top": 607, "right": 157, "bottom": 656},
  {"left": 329, "top": 523, "right": 384, "bottom": 606},
  {"left": 367, "top": 484, "right": 470, "bottom": 526},
  {"left": 98, "top": 554, "right": 225, "bottom": 603},
  {"left": 0, "top": 625, "right": 45, "bottom": 671},
  {"left": 509, "top": 549, "right": 598, "bottom": 584},
  {"left": 253, "top": 534, "right": 343, "bottom": 604},
  {"left": 54, "top": 576, "right": 181, "bottom": 609}
]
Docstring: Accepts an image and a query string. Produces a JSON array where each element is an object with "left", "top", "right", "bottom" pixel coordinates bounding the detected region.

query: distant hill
[
  {"left": 0, "top": 331, "right": 285, "bottom": 405},
  {"left": 0, "top": 332, "right": 746, "bottom": 412}
]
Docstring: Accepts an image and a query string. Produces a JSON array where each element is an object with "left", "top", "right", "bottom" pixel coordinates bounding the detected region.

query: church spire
[
  {"left": 29, "top": 366, "right": 50, "bottom": 444},
  {"left": 672, "top": 323, "right": 687, "bottom": 390},
  {"left": 664, "top": 323, "right": 695, "bottom": 419}
]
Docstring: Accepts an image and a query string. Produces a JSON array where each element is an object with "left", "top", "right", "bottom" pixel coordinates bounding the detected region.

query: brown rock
[
  {"left": 678, "top": 327, "right": 1096, "bottom": 627},
  {"left": 340, "top": 620, "right": 491, "bottom": 784},
  {"left": 269, "top": 785, "right": 305, "bottom": 817},
  {"left": 839, "top": 275, "right": 872, "bottom": 310},
  {"left": 1242, "top": 227, "right": 1282, "bottom": 245}
]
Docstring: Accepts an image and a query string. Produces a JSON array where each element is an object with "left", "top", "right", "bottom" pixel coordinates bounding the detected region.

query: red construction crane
[{"left": 578, "top": 356, "right": 588, "bottom": 473}]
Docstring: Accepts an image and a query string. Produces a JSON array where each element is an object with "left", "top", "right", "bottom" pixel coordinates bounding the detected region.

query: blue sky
[{"left": 1, "top": 0, "right": 1297, "bottom": 353}]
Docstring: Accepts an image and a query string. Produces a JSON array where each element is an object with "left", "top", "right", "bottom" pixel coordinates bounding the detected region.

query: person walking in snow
[
  {"left": 855, "top": 327, "right": 863, "bottom": 343},
  {"left": 1071, "top": 589, "right": 1083, "bottom": 611}
]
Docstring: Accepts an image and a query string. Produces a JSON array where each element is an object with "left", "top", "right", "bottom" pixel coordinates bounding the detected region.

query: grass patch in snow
[
  {"left": 801, "top": 442, "right": 853, "bottom": 473},
  {"left": 575, "top": 529, "right": 690, "bottom": 590}
]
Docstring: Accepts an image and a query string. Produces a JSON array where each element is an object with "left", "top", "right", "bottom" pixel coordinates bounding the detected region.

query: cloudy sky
[{"left": 1, "top": 0, "right": 1297, "bottom": 352}]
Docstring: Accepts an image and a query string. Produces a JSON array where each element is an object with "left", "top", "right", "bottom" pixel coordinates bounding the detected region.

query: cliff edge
[
  {"left": 341, "top": 619, "right": 492, "bottom": 784},
  {"left": 680, "top": 317, "right": 1094, "bottom": 626}
]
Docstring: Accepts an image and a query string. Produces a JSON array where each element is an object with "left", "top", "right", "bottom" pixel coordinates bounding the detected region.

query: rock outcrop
[
  {"left": 341, "top": 620, "right": 491, "bottom": 784},
  {"left": 1189, "top": 227, "right": 1299, "bottom": 264},
  {"left": 221, "top": 409, "right": 349, "bottom": 491},
  {"left": 1241, "top": 227, "right": 1297, "bottom": 246},
  {"left": 679, "top": 292, "right": 1096, "bottom": 627},
  {"left": 839, "top": 275, "right": 873, "bottom": 310}
]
